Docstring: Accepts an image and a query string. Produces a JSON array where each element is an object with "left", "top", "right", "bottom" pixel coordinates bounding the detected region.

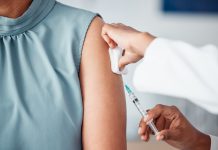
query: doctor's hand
[
  {"left": 138, "top": 104, "right": 211, "bottom": 150},
  {"left": 101, "top": 23, "right": 155, "bottom": 69}
]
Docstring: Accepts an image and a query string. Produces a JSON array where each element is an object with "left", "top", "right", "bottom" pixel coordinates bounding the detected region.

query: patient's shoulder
[
  {"left": 45, "top": 2, "right": 100, "bottom": 71},
  {"left": 82, "top": 16, "right": 106, "bottom": 53},
  {"left": 79, "top": 16, "right": 110, "bottom": 70}
]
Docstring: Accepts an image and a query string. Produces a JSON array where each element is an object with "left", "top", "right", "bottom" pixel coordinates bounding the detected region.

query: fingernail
[
  {"left": 141, "top": 136, "right": 145, "bottom": 141},
  {"left": 109, "top": 43, "right": 114, "bottom": 48},
  {"left": 156, "top": 135, "right": 164, "bottom": 141},
  {"left": 143, "top": 115, "right": 149, "bottom": 122},
  {"left": 160, "top": 135, "right": 164, "bottom": 140},
  {"left": 138, "top": 127, "right": 142, "bottom": 134}
]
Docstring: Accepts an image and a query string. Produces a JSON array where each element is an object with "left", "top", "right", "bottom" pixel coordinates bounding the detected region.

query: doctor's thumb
[
  {"left": 156, "top": 129, "right": 180, "bottom": 141},
  {"left": 118, "top": 56, "right": 130, "bottom": 71}
]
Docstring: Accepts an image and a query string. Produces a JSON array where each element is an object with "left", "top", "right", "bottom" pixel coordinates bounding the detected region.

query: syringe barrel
[
  {"left": 128, "top": 92, "right": 159, "bottom": 136},
  {"left": 147, "top": 120, "right": 159, "bottom": 136}
]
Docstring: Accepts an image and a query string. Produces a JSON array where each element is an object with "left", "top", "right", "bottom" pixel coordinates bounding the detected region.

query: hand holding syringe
[{"left": 125, "top": 84, "right": 159, "bottom": 136}]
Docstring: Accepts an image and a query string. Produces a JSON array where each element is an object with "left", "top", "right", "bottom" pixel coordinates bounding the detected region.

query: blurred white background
[{"left": 58, "top": 0, "right": 218, "bottom": 149}]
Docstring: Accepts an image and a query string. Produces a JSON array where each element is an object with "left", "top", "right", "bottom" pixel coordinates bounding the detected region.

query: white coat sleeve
[
  {"left": 133, "top": 38, "right": 218, "bottom": 114},
  {"left": 210, "top": 135, "right": 218, "bottom": 150}
]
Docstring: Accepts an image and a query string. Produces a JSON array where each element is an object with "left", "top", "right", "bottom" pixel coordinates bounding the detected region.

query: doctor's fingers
[
  {"left": 156, "top": 128, "right": 181, "bottom": 141},
  {"left": 101, "top": 23, "right": 121, "bottom": 40},
  {"left": 118, "top": 51, "right": 143, "bottom": 70},
  {"left": 118, "top": 56, "right": 130, "bottom": 70},
  {"left": 101, "top": 33, "right": 117, "bottom": 48},
  {"left": 101, "top": 24, "right": 118, "bottom": 47},
  {"left": 138, "top": 119, "right": 151, "bottom": 142},
  {"left": 111, "top": 23, "right": 126, "bottom": 27},
  {"left": 102, "top": 23, "right": 136, "bottom": 48},
  {"left": 138, "top": 116, "right": 173, "bottom": 142},
  {"left": 155, "top": 115, "right": 168, "bottom": 131},
  {"left": 144, "top": 115, "right": 168, "bottom": 136},
  {"left": 144, "top": 104, "right": 181, "bottom": 124}
]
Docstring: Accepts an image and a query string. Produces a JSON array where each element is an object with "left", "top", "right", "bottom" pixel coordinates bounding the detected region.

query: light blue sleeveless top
[{"left": 0, "top": 0, "right": 97, "bottom": 149}]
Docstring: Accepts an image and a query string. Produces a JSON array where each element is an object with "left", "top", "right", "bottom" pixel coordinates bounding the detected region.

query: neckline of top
[{"left": 0, "top": 0, "right": 56, "bottom": 36}]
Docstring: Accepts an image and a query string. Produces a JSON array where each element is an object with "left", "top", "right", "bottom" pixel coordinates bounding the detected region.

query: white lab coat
[{"left": 133, "top": 38, "right": 218, "bottom": 150}]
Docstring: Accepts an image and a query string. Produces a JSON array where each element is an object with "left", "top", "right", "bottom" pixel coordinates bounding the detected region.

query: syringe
[{"left": 125, "top": 84, "right": 159, "bottom": 136}]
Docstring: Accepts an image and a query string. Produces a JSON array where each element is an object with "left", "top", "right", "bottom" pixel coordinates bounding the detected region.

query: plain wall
[
  {"left": 58, "top": 0, "right": 218, "bottom": 45},
  {"left": 57, "top": 0, "right": 218, "bottom": 141}
]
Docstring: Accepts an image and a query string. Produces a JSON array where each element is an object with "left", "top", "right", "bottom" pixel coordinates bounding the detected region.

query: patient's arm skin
[{"left": 80, "top": 17, "right": 127, "bottom": 150}]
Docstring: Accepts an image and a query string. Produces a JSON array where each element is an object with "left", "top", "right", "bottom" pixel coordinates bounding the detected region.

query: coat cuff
[{"left": 210, "top": 135, "right": 218, "bottom": 150}]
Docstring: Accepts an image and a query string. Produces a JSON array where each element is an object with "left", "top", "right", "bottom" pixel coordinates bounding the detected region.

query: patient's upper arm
[{"left": 79, "top": 17, "right": 127, "bottom": 150}]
